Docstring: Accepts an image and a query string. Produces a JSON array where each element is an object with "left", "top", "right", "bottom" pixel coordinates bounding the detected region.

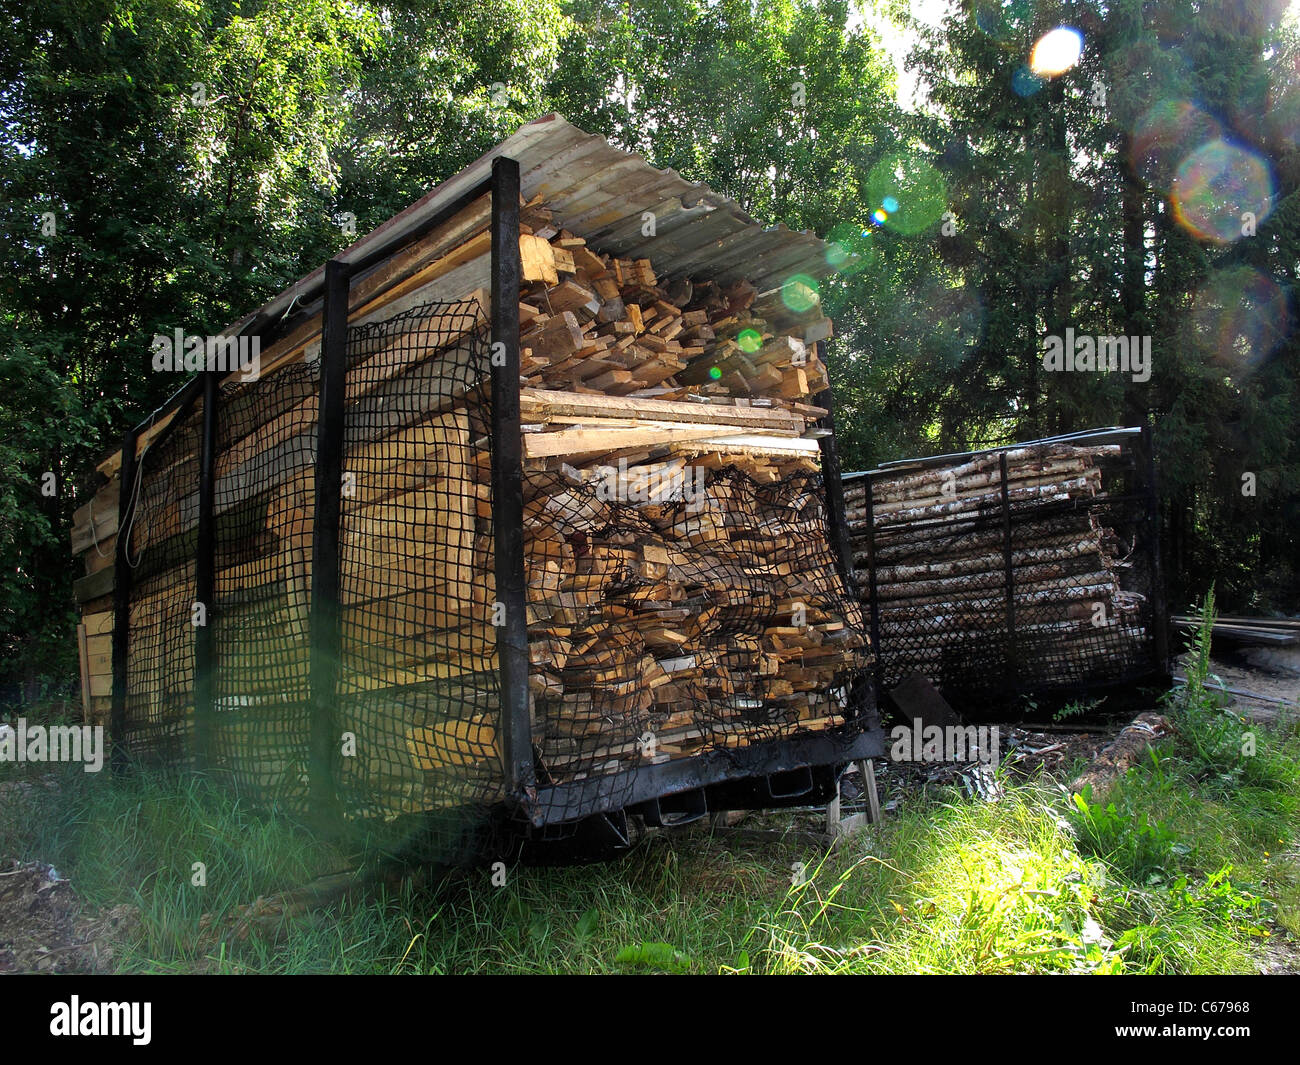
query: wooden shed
[{"left": 70, "top": 115, "right": 881, "bottom": 853}]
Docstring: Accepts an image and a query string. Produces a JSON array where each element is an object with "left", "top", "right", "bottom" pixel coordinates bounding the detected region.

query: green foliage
[
  {"left": 2, "top": 741, "right": 1294, "bottom": 973},
  {"left": 614, "top": 941, "right": 692, "bottom": 972},
  {"left": 1067, "top": 785, "right": 1185, "bottom": 883},
  {"left": 1054, "top": 697, "right": 1103, "bottom": 722},
  {"left": 1163, "top": 589, "right": 1300, "bottom": 790},
  {"left": 0, "top": 1, "right": 1295, "bottom": 696}
]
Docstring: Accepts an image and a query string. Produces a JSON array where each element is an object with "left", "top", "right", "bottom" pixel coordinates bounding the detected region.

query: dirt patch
[
  {"left": 0, "top": 859, "right": 139, "bottom": 973},
  {"left": 1176, "top": 651, "right": 1300, "bottom": 726}
]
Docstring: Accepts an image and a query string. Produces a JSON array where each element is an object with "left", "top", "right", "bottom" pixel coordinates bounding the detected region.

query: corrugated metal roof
[
  {"left": 221, "top": 113, "right": 834, "bottom": 340},
  {"left": 842, "top": 427, "right": 1143, "bottom": 481}
]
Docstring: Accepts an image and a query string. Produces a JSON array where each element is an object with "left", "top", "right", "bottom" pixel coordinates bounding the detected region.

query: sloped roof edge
[{"left": 221, "top": 113, "right": 833, "bottom": 341}]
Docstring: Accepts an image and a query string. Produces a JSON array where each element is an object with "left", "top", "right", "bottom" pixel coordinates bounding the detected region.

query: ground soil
[{"left": 0, "top": 857, "right": 139, "bottom": 973}]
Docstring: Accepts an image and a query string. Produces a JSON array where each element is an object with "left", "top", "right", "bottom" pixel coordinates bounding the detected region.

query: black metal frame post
[
  {"left": 193, "top": 371, "right": 219, "bottom": 769},
  {"left": 863, "top": 474, "right": 883, "bottom": 702},
  {"left": 999, "top": 452, "right": 1017, "bottom": 694},
  {"left": 489, "top": 156, "right": 533, "bottom": 807},
  {"left": 813, "top": 352, "right": 855, "bottom": 595},
  {"left": 308, "top": 258, "right": 351, "bottom": 826},
  {"left": 110, "top": 430, "right": 139, "bottom": 774},
  {"left": 1140, "top": 422, "right": 1171, "bottom": 678}
]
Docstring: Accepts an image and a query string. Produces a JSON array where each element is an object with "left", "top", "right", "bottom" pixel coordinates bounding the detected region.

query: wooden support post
[{"left": 826, "top": 759, "right": 881, "bottom": 839}]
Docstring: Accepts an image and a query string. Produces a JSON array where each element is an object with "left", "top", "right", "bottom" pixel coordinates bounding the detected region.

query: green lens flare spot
[
  {"left": 708, "top": 366, "right": 723, "bottom": 380},
  {"left": 781, "top": 274, "right": 820, "bottom": 314},
  {"left": 825, "top": 222, "right": 877, "bottom": 275},
  {"left": 737, "top": 329, "right": 762, "bottom": 353}
]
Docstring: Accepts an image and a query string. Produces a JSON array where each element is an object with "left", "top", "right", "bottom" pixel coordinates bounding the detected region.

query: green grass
[{"left": 1, "top": 596, "right": 1296, "bottom": 974}]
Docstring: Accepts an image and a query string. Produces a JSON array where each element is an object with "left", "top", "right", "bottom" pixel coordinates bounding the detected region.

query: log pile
[
  {"left": 510, "top": 201, "right": 864, "bottom": 781},
  {"left": 69, "top": 191, "right": 869, "bottom": 808},
  {"left": 845, "top": 443, "right": 1150, "bottom": 696}
]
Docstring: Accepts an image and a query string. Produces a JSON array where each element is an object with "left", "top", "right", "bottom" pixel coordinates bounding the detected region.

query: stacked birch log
[{"left": 845, "top": 443, "right": 1149, "bottom": 693}]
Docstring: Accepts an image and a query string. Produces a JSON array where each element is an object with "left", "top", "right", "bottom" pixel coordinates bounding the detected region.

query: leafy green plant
[
  {"left": 1162, "top": 590, "right": 1298, "bottom": 791},
  {"left": 1066, "top": 786, "right": 1185, "bottom": 883},
  {"left": 614, "top": 941, "right": 692, "bottom": 973},
  {"left": 1054, "top": 697, "right": 1104, "bottom": 723}
]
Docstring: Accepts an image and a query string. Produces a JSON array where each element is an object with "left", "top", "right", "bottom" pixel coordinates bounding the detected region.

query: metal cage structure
[
  {"left": 106, "top": 155, "right": 884, "bottom": 860},
  {"left": 844, "top": 427, "right": 1171, "bottom": 718}
]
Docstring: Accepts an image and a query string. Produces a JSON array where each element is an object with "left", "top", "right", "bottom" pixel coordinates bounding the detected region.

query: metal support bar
[
  {"left": 813, "top": 357, "right": 878, "bottom": 737},
  {"left": 488, "top": 156, "right": 533, "bottom": 806},
  {"left": 307, "top": 258, "right": 351, "bottom": 825},
  {"left": 999, "top": 452, "right": 1017, "bottom": 693},
  {"left": 193, "top": 371, "right": 219, "bottom": 769},
  {"left": 110, "top": 429, "right": 138, "bottom": 774},
  {"left": 346, "top": 178, "right": 496, "bottom": 277},
  {"left": 864, "top": 474, "right": 883, "bottom": 702},
  {"left": 1141, "top": 421, "right": 1171, "bottom": 676},
  {"left": 813, "top": 354, "right": 854, "bottom": 595}
]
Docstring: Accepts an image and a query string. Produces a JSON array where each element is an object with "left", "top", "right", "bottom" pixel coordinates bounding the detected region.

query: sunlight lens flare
[
  {"left": 1187, "top": 266, "right": 1290, "bottom": 372},
  {"left": 1029, "top": 27, "right": 1084, "bottom": 77},
  {"left": 1131, "top": 100, "right": 1222, "bottom": 194},
  {"left": 781, "top": 274, "right": 820, "bottom": 314},
  {"left": 824, "top": 222, "right": 878, "bottom": 276},
  {"left": 1171, "top": 139, "right": 1275, "bottom": 244}
]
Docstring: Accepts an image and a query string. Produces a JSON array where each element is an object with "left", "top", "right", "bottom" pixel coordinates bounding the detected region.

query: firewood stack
[
  {"left": 514, "top": 199, "right": 868, "bottom": 783},
  {"left": 69, "top": 191, "right": 870, "bottom": 801},
  {"left": 845, "top": 443, "right": 1150, "bottom": 697}
]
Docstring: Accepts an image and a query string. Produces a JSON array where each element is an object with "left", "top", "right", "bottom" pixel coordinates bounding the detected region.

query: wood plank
[
  {"left": 522, "top": 425, "right": 757, "bottom": 459},
  {"left": 519, "top": 389, "right": 809, "bottom": 432}
]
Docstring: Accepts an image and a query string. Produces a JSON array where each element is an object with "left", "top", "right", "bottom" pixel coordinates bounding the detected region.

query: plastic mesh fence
[
  {"left": 122, "top": 400, "right": 203, "bottom": 767},
  {"left": 850, "top": 437, "right": 1160, "bottom": 715},
  {"left": 525, "top": 465, "right": 871, "bottom": 824},
  {"left": 116, "top": 295, "right": 872, "bottom": 839},
  {"left": 209, "top": 363, "right": 318, "bottom": 808},
  {"left": 333, "top": 298, "right": 500, "bottom": 823}
]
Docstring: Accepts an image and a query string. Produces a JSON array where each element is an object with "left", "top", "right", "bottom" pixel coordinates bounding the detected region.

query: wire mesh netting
[
  {"left": 120, "top": 299, "right": 497, "bottom": 833},
  {"left": 524, "top": 464, "right": 872, "bottom": 823},
  {"left": 117, "top": 293, "right": 872, "bottom": 845},
  {"left": 122, "top": 402, "right": 204, "bottom": 767},
  {"left": 209, "top": 362, "right": 318, "bottom": 808},
  {"left": 334, "top": 298, "right": 499, "bottom": 823},
  {"left": 850, "top": 435, "right": 1161, "bottom": 714}
]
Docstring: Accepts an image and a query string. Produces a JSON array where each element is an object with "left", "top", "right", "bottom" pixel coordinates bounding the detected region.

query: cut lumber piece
[
  {"left": 519, "top": 389, "right": 808, "bottom": 432},
  {"left": 406, "top": 719, "right": 498, "bottom": 770},
  {"left": 522, "top": 424, "right": 759, "bottom": 459}
]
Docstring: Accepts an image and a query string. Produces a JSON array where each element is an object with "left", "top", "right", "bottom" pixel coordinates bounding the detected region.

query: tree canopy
[{"left": 1, "top": 0, "right": 1296, "bottom": 699}]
